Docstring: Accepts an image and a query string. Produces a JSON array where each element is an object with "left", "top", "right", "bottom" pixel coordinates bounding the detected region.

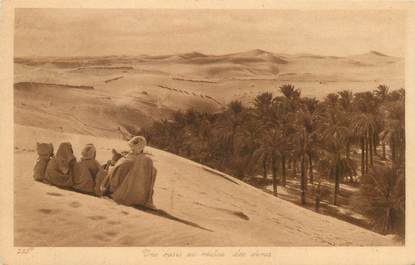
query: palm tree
[
  {"left": 299, "top": 126, "right": 308, "bottom": 204},
  {"left": 353, "top": 92, "right": 379, "bottom": 173},
  {"left": 337, "top": 90, "right": 354, "bottom": 160},
  {"left": 251, "top": 137, "right": 271, "bottom": 179},
  {"left": 370, "top": 86, "right": 390, "bottom": 157},
  {"left": 357, "top": 165, "right": 405, "bottom": 236},
  {"left": 381, "top": 101, "right": 405, "bottom": 170},
  {"left": 353, "top": 113, "right": 376, "bottom": 174},
  {"left": 253, "top": 92, "right": 274, "bottom": 180},
  {"left": 271, "top": 96, "right": 294, "bottom": 187},
  {"left": 338, "top": 90, "right": 354, "bottom": 112},
  {"left": 280, "top": 84, "right": 301, "bottom": 101},
  {"left": 278, "top": 85, "right": 301, "bottom": 187},
  {"left": 227, "top": 101, "right": 244, "bottom": 155},
  {"left": 301, "top": 97, "right": 319, "bottom": 184},
  {"left": 262, "top": 100, "right": 287, "bottom": 195},
  {"left": 314, "top": 156, "right": 331, "bottom": 211},
  {"left": 251, "top": 126, "right": 282, "bottom": 196},
  {"left": 374, "top": 84, "right": 390, "bottom": 103},
  {"left": 253, "top": 92, "right": 273, "bottom": 116},
  {"left": 240, "top": 111, "right": 266, "bottom": 180},
  {"left": 289, "top": 105, "right": 311, "bottom": 204},
  {"left": 216, "top": 100, "right": 245, "bottom": 158},
  {"left": 317, "top": 94, "right": 349, "bottom": 205}
]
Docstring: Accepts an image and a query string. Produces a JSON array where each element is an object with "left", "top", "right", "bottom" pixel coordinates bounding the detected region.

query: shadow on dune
[
  {"left": 41, "top": 181, "right": 213, "bottom": 232},
  {"left": 132, "top": 205, "right": 214, "bottom": 232},
  {"left": 201, "top": 166, "right": 239, "bottom": 185},
  {"left": 193, "top": 201, "right": 249, "bottom": 221}
]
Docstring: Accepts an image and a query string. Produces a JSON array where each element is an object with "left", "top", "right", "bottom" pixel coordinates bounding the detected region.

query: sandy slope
[
  {"left": 14, "top": 125, "right": 396, "bottom": 246},
  {"left": 14, "top": 50, "right": 404, "bottom": 136}
]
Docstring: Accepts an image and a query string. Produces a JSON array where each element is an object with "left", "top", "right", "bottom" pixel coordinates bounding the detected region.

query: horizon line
[{"left": 13, "top": 49, "right": 401, "bottom": 59}]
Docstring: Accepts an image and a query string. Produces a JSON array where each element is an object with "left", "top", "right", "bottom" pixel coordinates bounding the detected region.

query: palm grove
[{"left": 141, "top": 84, "right": 405, "bottom": 238}]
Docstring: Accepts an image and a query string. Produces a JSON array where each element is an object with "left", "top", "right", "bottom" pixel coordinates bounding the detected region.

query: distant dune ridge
[
  {"left": 14, "top": 49, "right": 397, "bottom": 66},
  {"left": 14, "top": 49, "right": 404, "bottom": 138},
  {"left": 15, "top": 81, "right": 94, "bottom": 90},
  {"left": 14, "top": 49, "right": 403, "bottom": 85}
]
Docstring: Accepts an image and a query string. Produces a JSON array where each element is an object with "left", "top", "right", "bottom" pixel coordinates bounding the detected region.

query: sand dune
[
  {"left": 14, "top": 49, "right": 404, "bottom": 88},
  {"left": 13, "top": 49, "right": 404, "bottom": 137},
  {"left": 14, "top": 125, "right": 397, "bottom": 246},
  {"left": 14, "top": 82, "right": 161, "bottom": 138},
  {"left": 15, "top": 82, "right": 94, "bottom": 90},
  {"left": 12, "top": 52, "right": 403, "bottom": 246},
  {"left": 13, "top": 77, "right": 222, "bottom": 138}
]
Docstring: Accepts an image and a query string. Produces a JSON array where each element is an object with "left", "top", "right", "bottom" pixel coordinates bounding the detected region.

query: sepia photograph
[{"left": 1, "top": 1, "right": 415, "bottom": 264}]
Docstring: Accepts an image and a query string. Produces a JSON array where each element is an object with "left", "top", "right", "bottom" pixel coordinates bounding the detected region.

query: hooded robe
[
  {"left": 94, "top": 149, "right": 125, "bottom": 196},
  {"left": 33, "top": 143, "right": 54, "bottom": 182},
  {"left": 73, "top": 144, "right": 103, "bottom": 194},
  {"left": 100, "top": 136, "right": 157, "bottom": 207},
  {"left": 45, "top": 142, "right": 76, "bottom": 188},
  {"left": 95, "top": 152, "right": 137, "bottom": 196},
  {"left": 111, "top": 153, "right": 157, "bottom": 207}
]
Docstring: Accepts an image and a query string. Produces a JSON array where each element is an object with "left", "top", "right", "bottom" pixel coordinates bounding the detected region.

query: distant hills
[
  {"left": 14, "top": 49, "right": 404, "bottom": 137},
  {"left": 15, "top": 49, "right": 402, "bottom": 80},
  {"left": 15, "top": 49, "right": 399, "bottom": 65}
]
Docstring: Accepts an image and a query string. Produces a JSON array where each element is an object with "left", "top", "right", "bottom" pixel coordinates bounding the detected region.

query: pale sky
[{"left": 14, "top": 8, "right": 407, "bottom": 57}]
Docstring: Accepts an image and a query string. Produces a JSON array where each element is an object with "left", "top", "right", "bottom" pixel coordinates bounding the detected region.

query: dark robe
[
  {"left": 94, "top": 150, "right": 128, "bottom": 196},
  {"left": 45, "top": 142, "right": 76, "bottom": 188},
  {"left": 73, "top": 159, "right": 103, "bottom": 194},
  {"left": 33, "top": 143, "right": 54, "bottom": 182}
]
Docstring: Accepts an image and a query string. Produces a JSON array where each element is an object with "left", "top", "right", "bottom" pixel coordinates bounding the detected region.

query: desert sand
[
  {"left": 14, "top": 50, "right": 404, "bottom": 138},
  {"left": 12, "top": 50, "right": 403, "bottom": 246},
  {"left": 14, "top": 124, "right": 396, "bottom": 246}
]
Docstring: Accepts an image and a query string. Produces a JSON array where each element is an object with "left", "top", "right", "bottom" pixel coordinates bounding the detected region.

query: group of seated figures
[{"left": 33, "top": 136, "right": 157, "bottom": 209}]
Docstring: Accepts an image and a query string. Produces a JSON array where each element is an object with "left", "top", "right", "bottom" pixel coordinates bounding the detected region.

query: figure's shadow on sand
[
  {"left": 132, "top": 205, "right": 213, "bottom": 232},
  {"left": 42, "top": 184, "right": 213, "bottom": 232}
]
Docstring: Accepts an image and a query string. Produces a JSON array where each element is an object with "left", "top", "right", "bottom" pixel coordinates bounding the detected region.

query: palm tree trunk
[
  {"left": 391, "top": 137, "right": 396, "bottom": 169},
  {"left": 369, "top": 130, "right": 373, "bottom": 168},
  {"left": 303, "top": 155, "right": 308, "bottom": 190},
  {"left": 365, "top": 136, "right": 369, "bottom": 174},
  {"left": 309, "top": 153, "right": 314, "bottom": 184},
  {"left": 230, "top": 130, "right": 235, "bottom": 155},
  {"left": 346, "top": 141, "right": 350, "bottom": 160},
  {"left": 384, "top": 208, "right": 392, "bottom": 234},
  {"left": 281, "top": 154, "right": 286, "bottom": 186},
  {"left": 361, "top": 137, "right": 365, "bottom": 177},
  {"left": 334, "top": 163, "right": 339, "bottom": 205},
  {"left": 271, "top": 153, "right": 277, "bottom": 196},
  {"left": 338, "top": 162, "right": 343, "bottom": 189},
  {"left": 398, "top": 133, "right": 404, "bottom": 167},
  {"left": 382, "top": 141, "right": 386, "bottom": 160},
  {"left": 373, "top": 133, "right": 378, "bottom": 156},
  {"left": 300, "top": 154, "right": 306, "bottom": 205},
  {"left": 263, "top": 155, "right": 268, "bottom": 181},
  {"left": 315, "top": 180, "right": 321, "bottom": 212},
  {"left": 293, "top": 159, "right": 297, "bottom": 178}
]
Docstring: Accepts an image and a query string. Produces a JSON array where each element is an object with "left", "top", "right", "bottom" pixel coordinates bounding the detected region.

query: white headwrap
[
  {"left": 128, "top": 136, "right": 147, "bottom": 154},
  {"left": 81, "top": 143, "right": 96, "bottom": 160}
]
